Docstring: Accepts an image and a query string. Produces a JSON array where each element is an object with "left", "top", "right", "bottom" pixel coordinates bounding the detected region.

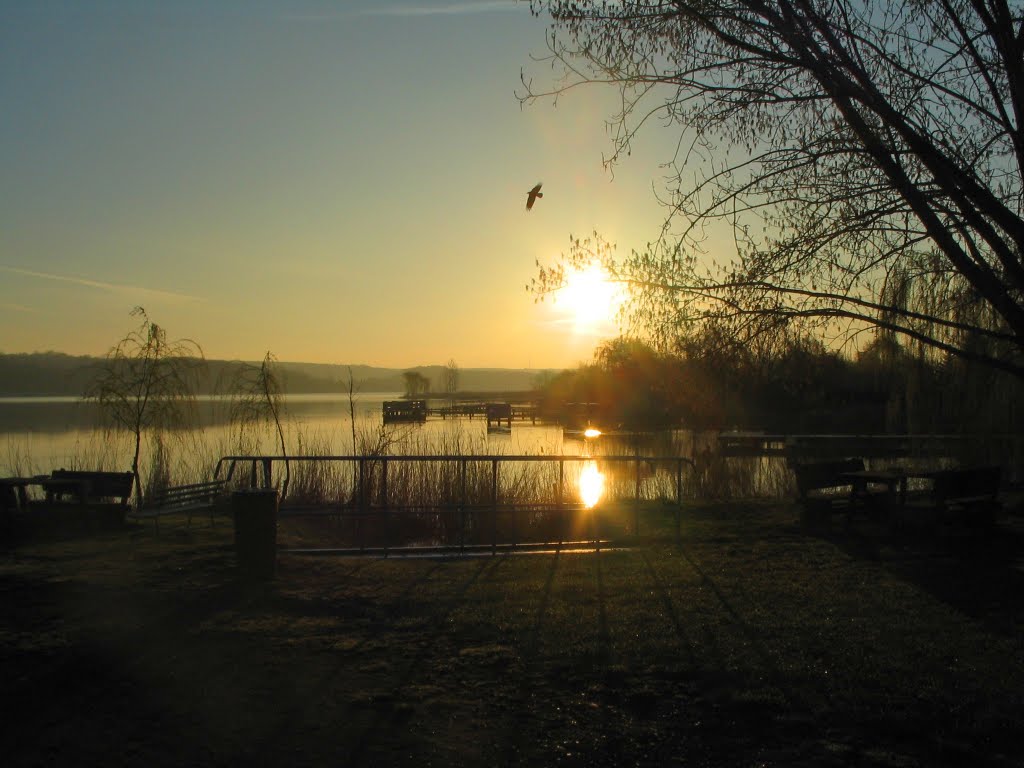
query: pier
[
  {"left": 384, "top": 400, "right": 539, "bottom": 426},
  {"left": 382, "top": 400, "right": 428, "bottom": 423}
]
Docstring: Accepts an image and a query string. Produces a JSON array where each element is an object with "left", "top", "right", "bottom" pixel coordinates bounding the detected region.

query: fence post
[
  {"left": 634, "top": 453, "right": 641, "bottom": 537},
  {"left": 558, "top": 458, "right": 564, "bottom": 547},
  {"left": 357, "top": 458, "right": 365, "bottom": 552},
  {"left": 382, "top": 458, "right": 389, "bottom": 558},
  {"left": 676, "top": 458, "right": 683, "bottom": 547},
  {"left": 459, "top": 458, "right": 467, "bottom": 554},
  {"left": 491, "top": 459, "right": 498, "bottom": 556}
]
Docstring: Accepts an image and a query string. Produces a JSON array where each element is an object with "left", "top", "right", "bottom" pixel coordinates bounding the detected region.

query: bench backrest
[
  {"left": 147, "top": 480, "right": 226, "bottom": 507},
  {"left": 791, "top": 458, "right": 865, "bottom": 497},
  {"left": 931, "top": 466, "right": 1001, "bottom": 500},
  {"left": 52, "top": 469, "right": 134, "bottom": 503}
]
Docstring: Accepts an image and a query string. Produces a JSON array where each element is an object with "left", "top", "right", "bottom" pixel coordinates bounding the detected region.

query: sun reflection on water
[{"left": 579, "top": 460, "right": 605, "bottom": 508}]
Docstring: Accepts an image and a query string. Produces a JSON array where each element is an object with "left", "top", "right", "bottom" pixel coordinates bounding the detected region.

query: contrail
[
  {"left": 360, "top": 2, "right": 522, "bottom": 17},
  {"left": 0, "top": 266, "right": 202, "bottom": 304},
  {"left": 0, "top": 301, "right": 37, "bottom": 313}
]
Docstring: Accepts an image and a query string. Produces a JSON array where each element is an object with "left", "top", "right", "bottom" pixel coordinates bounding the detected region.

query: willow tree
[
  {"left": 229, "top": 352, "right": 290, "bottom": 499},
  {"left": 444, "top": 358, "right": 460, "bottom": 399},
  {"left": 87, "top": 307, "right": 203, "bottom": 503},
  {"left": 524, "top": 1, "right": 1024, "bottom": 377}
]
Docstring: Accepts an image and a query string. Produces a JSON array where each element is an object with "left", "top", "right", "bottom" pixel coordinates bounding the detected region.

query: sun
[{"left": 556, "top": 262, "right": 623, "bottom": 332}]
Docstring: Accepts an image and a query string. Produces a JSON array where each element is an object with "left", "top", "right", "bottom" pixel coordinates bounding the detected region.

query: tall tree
[
  {"left": 402, "top": 370, "right": 431, "bottom": 398},
  {"left": 86, "top": 307, "right": 203, "bottom": 503},
  {"left": 230, "top": 352, "right": 290, "bottom": 499},
  {"left": 524, "top": 1, "right": 1024, "bottom": 377},
  {"left": 444, "top": 358, "right": 460, "bottom": 398}
]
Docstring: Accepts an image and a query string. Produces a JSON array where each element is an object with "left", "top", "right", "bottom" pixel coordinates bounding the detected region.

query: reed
[{"left": 4, "top": 404, "right": 794, "bottom": 518}]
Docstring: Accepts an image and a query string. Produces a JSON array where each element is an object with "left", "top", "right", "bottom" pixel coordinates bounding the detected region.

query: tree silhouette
[
  {"left": 444, "top": 359, "right": 460, "bottom": 398},
  {"left": 86, "top": 307, "right": 202, "bottom": 504},
  {"left": 230, "top": 352, "right": 290, "bottom": 499},
  {"left": 402, "top": 370, "right": 431, "bottom": 398},
  {"left": 525, "top": 1, "right": 1024, "bottom": 376}
]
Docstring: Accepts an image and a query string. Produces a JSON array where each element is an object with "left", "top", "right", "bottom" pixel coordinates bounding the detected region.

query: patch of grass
[{"left": 3, "top": 502, "right": 1023, "bottom": 766}]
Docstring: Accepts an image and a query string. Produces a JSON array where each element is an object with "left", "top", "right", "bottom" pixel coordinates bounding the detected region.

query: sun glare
[
  {"left": 579, "top": 461, "right": 606, "bottom": 509},
  {"left": 557, "top": 263, "right": 623, "bottom": 332}
]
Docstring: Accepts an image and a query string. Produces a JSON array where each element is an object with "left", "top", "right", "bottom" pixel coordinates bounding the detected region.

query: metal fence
[{"left": 214, "top": 454, "right": 696, "bottom": 554}]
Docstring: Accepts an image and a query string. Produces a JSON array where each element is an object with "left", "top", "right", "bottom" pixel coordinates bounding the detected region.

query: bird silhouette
[{"left": 526, "top": 182, "right": 543, "bottom": 211}]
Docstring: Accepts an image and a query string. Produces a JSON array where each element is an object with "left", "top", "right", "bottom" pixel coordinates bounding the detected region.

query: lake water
[
  {"left": 0, "top": 393, "right": 594, "bottom": 478},
  {"left": 15, "top": 394, "right": 939, "bottom": 500}
]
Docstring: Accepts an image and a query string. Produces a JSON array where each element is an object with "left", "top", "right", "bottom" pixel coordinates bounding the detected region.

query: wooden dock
[
  {"left": 382, "top": 400, "right": 427, "bottom": 423},
  {"left": 383, "top": 400, "right": 538, "bottom": 427}
]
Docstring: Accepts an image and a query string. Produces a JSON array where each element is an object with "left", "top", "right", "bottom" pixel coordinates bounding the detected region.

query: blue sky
[{"left": 1, "top": 0, "right": 679, "bottom": 368}]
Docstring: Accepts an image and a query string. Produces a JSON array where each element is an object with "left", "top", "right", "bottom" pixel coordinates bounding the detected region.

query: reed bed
[{"left": 5, "top": 407, "right": 793, "bottom": 526}]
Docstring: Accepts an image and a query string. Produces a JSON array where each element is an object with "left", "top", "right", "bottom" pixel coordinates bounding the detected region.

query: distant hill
[{"left": 0, "top": 353, "right": 557, "bottom": 397}]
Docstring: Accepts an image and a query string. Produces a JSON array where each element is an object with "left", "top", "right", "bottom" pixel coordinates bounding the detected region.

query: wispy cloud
[
  {"left": 0, "top": 266, "right": 202, "bottom": 305},
  {"left": 0, "top": 301, "right": 38, "bottom": 314},
  {"left": 360, "top": 2, "right": 523, "bottom": 17},
  {"left": 283, "top": 2, "right": 523, "bottom": 23}
]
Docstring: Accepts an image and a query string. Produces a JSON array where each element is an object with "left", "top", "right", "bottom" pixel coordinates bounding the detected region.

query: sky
[{"left": 1, "top": 0, "right": 683, "bottom": 370}]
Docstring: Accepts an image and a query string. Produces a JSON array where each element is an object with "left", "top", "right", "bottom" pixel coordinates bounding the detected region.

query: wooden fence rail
[{"left": 214, "top": 454, "right": 697, "bottom": 552}]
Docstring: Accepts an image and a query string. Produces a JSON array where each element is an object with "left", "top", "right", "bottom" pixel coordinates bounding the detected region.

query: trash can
[{"left": 232, "top": 488, "right": 279, "bottom": 580}]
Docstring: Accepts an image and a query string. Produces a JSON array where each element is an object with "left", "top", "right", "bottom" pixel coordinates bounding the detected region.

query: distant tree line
[
  {"left": 537, "top": 333, "right": 1024, "bottom": 436},
  {"left": 0, "top": 353, "right": 544, "bottom": 397}
]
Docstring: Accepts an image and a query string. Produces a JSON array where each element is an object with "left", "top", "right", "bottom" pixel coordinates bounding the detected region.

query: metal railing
[{"left": 214, "top": 454, "right": 696, "bottom": 554}]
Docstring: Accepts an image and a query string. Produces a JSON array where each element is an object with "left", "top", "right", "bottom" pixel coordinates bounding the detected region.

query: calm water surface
[{"left": 0, "top": 393, "right": 585, "bottom": 476}]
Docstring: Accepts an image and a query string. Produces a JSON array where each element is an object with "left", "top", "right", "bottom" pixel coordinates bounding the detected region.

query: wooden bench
[
  {"left": 130, "top": 479, "right": 229, "bottom": 530},
  {"left": 43, "top": 470, "right": 134, "bottom": 506},
  {"left": 791, "top": 458, "right": 865, "bottom": 529},
  {"left": 902, "top": 466, "right": 1001, "bottom": 533}
]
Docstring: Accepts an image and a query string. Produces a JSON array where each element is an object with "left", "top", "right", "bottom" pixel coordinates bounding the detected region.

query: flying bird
[{"left": 526, "top": 182, "right": 543, "bottom": 211}]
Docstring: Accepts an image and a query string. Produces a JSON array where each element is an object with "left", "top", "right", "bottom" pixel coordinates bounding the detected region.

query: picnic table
[
  {"left": 0, "top": 475, "right": 79, "bottom": 510},
  {"left": 840, "top": 465, "right": 1002, "bottom": 532},
  {"left": 1, "top": 476, "right": 41, "bottom": 513},
  {"left": 41, "top": 470, "right": 134, "bottom": 506},
  {"left": 840, "top": 468, "right": 910, "bottom": 511}
]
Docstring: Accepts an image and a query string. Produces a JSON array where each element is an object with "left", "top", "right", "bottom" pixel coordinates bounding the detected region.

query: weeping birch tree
[
  {"left": 524, "top": 1, "right": 1024, "bottom": 378},
  {"left": 87, "top": 307, "right": 203, "bottom": 503}
]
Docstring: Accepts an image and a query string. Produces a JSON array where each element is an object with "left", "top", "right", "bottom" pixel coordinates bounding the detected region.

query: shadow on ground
[{"left": 3, "top": 505, "right": 1023, "bottom": 767}]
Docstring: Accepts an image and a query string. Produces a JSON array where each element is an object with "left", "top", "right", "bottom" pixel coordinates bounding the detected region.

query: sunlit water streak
[{"left": 579, "top": 460, "right": 606, "bottom": 507}]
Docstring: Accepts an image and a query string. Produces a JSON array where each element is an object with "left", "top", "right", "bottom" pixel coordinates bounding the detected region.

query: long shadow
[
  {"left": 819, "top": 516, "right": 1024, "bottom": 636},
  {"left": 500, "top": 550, "right": 561, "bottom": 762},
  {"left": 674, "top": 545, "right": 824, "bottom": 713},
  {"left": 594, "top": 548, "right": 611, "bottom": 666},
  {"left": 346, "top": 554, "right": 507, "bottom": 766},
  {"left": 886, "top": 523, "right": 1024, "bottom": 636},
  {"left": 248, "top": 557, "right": 446, "bottom": 759},
  {"left": 639, "top": 550, "right": 698, "bottom": 668}
]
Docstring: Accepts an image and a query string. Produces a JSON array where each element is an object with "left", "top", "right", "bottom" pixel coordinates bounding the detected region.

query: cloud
[
  {"left": 360, "top": 2, "right": 523, "bottom": 17},
  {"left": 0, "top": 301, "right": 37, "bottom": 314},
  {"left": 0, "top": 266, "right": 202, "bottom": 305},
  {"left": 282, "top": 2, "right": 523, "bottom": 24}
]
